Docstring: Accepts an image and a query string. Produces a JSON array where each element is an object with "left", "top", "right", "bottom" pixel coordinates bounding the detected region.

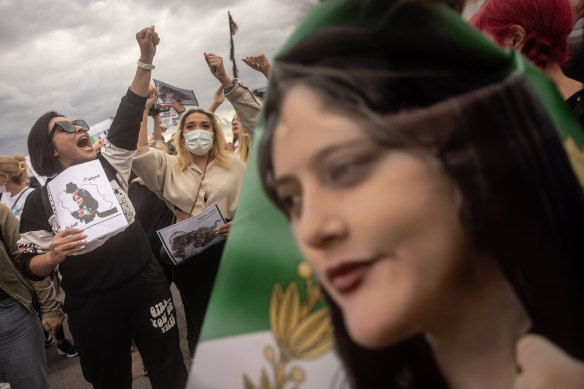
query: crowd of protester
[{"left": 2, "top": 0, "right": 584, "bottom": 388}]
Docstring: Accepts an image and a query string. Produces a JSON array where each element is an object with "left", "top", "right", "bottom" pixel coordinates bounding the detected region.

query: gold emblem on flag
[{"left": 243, "top": 263, "right": 334, "bottom": 389}]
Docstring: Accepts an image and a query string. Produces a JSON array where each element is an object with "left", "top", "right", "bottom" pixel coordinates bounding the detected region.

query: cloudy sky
[{"left": 0, "top": 0, "right": 315, "bottom": 156}]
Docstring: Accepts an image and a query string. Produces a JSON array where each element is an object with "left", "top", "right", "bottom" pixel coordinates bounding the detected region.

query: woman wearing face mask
[{"left": 132, "top": 86, "right": 246, "bottom": 356}]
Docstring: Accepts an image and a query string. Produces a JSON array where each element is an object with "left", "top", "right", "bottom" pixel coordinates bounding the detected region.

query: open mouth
[{"left": 77, "top": 135, "right": 93, "bottom": 150}]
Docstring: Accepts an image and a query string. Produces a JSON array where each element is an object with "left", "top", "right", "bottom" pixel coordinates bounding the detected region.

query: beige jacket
[
  {"left": 225, "top": 79, "right": 262, "bottom": 140},
  {"left": 132, "top": 147, "right": 246, "bottom": 219},
  {"left": 0, "top": 203, "right": 62, "bottom": 319}
]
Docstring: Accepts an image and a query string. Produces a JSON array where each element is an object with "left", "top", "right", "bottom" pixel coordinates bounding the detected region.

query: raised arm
[
  {"left": 242, "top": 52, "right": 271, "bottom": 79},
  {"left": 204, "top": 52, "right": 234, "bottom": 88},
  {"left": 204, "top": 53, "right": 262, "bottom": 140},
  {"left": 207, "top": 85, "right": 225, "bottom": 113},
  {"left": 101, "top": 26, "right": 161, "bottom": 190},
  {"left": 131, "top": 26, "right": 160, "bottom": 97},
  {"left": 138, "top": 85, "right": 159, "bottom": 148},
  {"left": 173, "top": 99, "right": 185, "bottom": 120}
]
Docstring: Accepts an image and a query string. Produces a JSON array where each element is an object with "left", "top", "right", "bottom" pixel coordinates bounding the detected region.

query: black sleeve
[{"left": 107, "top": 88, "right": 147, "bottom": 150}]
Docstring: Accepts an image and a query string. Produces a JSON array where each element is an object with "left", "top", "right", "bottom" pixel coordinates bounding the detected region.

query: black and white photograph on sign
[
  {"left": 160, "top": 110, "right": 180, "bottom": 129},
  {"left": 48, "top": 159, "right": 128, "bottom": 243},
  {"left": 154, "top": 79, "right": 199, "bottom": 106},
  {"left": 157, "top": 203, "right": 226, "bottom": 265}
]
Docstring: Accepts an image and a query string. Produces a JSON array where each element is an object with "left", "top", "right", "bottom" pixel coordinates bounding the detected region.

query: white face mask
[{"left": 184, "top": 130, "right": 214, "bottom": 156}]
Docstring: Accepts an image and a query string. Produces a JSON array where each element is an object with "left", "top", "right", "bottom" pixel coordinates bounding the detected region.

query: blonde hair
[
  {"left": 236, "top": 133, "right": 252, "bottom": 163},
  {"left": 149, "top": 140, "right": 170, "bottom": 154},
  {"left": 174, "top": 109, "right": 231, "bottom": 171},
  {"left": 0, "top": 153, "right": 29, "bottom": 185}
]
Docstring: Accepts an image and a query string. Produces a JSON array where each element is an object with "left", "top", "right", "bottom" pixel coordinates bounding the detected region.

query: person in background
[
  {"left": 563, "top": 0, "right": 584, "bottom": 83},
  {"left": 232, "top": 115, "right": 251, "bottom": 163},
  {"left": 472, "top": 0, "right": 584, "bottom": 125},
  {"left": 0, "top": 154, "right": 34, "bottom": 220},
  {"left": 0, "top": 202, "right": 63, "bottom": 389},
  {"left": 0, "top": 153, "right": 77, "bottom": 358}
]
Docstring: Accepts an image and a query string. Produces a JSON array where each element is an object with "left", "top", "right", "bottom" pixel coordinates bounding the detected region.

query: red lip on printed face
[{"left": 325, "top": 258, "right": 380, "bottom": 295}]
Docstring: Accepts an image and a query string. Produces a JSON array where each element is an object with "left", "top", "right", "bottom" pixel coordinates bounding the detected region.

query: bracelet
[
  {"left": 137, "top": 60, "right": 155, "bottom": 70},
  {"left": 223, "top": 78, "right": 239, "bottom": 95}
]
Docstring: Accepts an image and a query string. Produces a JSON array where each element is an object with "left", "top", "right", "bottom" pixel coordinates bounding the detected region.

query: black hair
[
  {"left": 257, "top": 20, "right": 584, "bottom": 389},
  {"left": 65, "top": 182, "right": 78, "bottom": 194},
  {"left": 28, "top": 111, "right": 65, "bottom": 177}
]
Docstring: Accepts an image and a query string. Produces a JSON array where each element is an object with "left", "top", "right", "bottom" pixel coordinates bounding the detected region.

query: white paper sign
[
  {"left": 157, "top": 203, "right": 226, "bottom": 265},
  {"left": 88, "top": 118, "right": 113, "bottom": 143},
  {"left": 47, "top": 159, "right": 128, "bottom": 242}
]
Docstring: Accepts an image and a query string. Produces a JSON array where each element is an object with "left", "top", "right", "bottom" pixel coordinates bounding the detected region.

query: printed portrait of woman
[{"left": 256, "top": 1, "right": 584, "bottom": 388}]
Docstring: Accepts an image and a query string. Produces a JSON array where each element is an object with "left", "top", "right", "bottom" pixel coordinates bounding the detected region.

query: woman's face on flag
[{"left": 271, "top": 85, "right": 472, "bottom": 348}]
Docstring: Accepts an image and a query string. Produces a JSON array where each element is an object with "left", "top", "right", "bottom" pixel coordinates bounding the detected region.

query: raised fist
[
  {"left": 242, "top": 53, "right": 271, "bottom": 78},
  {"left": 204, "top": 53, "right": 232, "bottom": 87},
  {"left": 136, "top": 25, "right": 160, "bottom": 65}
]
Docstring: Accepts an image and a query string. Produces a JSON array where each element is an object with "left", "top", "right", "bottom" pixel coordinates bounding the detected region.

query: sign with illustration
[
  {"left": 153, "top": 79, "right": 199, "bottom": 106},
  {"left": 47, "top": 159, "right": 127, "bottom": 242},
  {"left": 157, "top": 203, "right": 226, "bottom": 265}
]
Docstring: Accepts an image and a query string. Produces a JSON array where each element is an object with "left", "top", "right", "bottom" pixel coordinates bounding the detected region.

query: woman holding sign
[
  {"left": 17, "top": 26, "right": 187, "bottom": 389},
  {"left": 132, "top": 87, "right": 246, "bottom": 356}
]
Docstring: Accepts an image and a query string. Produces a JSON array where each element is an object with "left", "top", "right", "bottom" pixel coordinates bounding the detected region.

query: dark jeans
[
  {"left": 0, "top": 302, "right": 49, "bottom": 388},
  {"left": 65, "top": 257, "right": 187, "bottom": 389}
]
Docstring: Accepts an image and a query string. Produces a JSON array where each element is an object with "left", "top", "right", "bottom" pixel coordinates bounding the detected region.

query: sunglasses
[{"left": 48, "top": 119, "right": 90, "bottom": 142}]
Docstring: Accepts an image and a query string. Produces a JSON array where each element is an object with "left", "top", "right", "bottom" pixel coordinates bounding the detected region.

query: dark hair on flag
[{"left": 228, "top": 11, "right": 239, "bottom": 79}]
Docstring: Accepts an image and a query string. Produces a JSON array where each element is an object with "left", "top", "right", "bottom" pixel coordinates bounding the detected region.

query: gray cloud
[{"left": 0, "top": 0, "right": 315, "bottom": 156}]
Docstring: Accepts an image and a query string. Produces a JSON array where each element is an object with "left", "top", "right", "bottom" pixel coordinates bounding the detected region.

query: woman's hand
[
  {"left": 146, "top": 85, "right": 159, "bottom": 109},
  {"left": 204, "top": 53, "right": 233, "bottom": 87},
  {"left": 208, "top": 85, "right": 225, "bottom": 113},
  {"left": 42, "top": 315, "right": 64, "bottom": 335},
  {"left": 215, "top": 221, "right": 232, "bottom": 238},
  {"left": 92, "top": 138, "right": 105, "bottom": 153},
  {"left": 242, "top": 53, "right": 271, "bottom": 78},
  {"left": 514, "top": 335, "right": 584, "bottom": 389},
  {"left": 212, "top": 85, "right": 225, "bottom": 106},
  {"left": 136, "top": 25, "right": 159, "bottom": 65},
  {"left": 173, "top": 99, "right": 185, "bottom": 116},
  {"left": 48, "top": 228, "right": 87, "bottom": 265}
]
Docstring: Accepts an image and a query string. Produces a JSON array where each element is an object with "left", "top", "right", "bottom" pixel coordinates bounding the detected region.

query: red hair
[{"left": 473, "top": 0, "right": 573, "bottom": 68}]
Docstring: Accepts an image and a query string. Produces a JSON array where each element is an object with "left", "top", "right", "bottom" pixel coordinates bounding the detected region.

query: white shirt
[{"left": 1, "top": 187, "right": 34, "bottom": 220}]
